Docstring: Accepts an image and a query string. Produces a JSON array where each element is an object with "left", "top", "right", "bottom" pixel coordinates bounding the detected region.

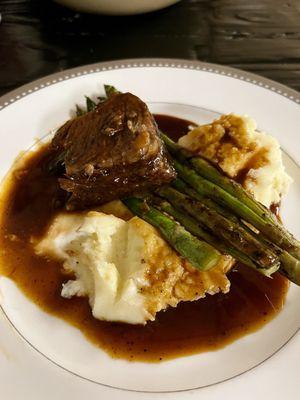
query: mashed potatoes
[
  {"left": 36, "top": 209, "right": 232, "bottom": 324},
  {"left": 178, "top": 114, "right": 292, "bottom": 207}
]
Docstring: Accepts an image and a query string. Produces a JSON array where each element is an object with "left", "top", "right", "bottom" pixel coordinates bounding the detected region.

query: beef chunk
[{"left": 50, "top": 92, "right": 176, "bottom": 209}]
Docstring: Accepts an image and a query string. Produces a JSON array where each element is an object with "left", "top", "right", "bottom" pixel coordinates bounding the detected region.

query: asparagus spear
[
  {"left": 158, "top": 186, "right": 280, "bottom": 272},
  {"left": 173, "top": 177, "right": 264, "bottom": 241},
  {"left": 172, "top": 178, "right": 241, "bottom": 224},
  {"left": 75, "top": 104, "right": 85, "bottom": 117},
  {"left": 152, "top": 196, "right": 278, "bottom": 275},
  {"left": 75, "top": 97, "right": 96, "bottom": 116},
  {"left": 190, "top": 154, "right": 300, "bottom": 252},
  {"left": 104, "top": 84, "right": 120, "bottom": 98},
  {"left": 157, "top": 191, "right": 300, "bottom": 283},
  {"left": 255, "top": 234, "right": 300, "bottom": 285},
  {"left": 278, "top": 250, "right": 300, "bottom": 285},
  {"left": 162, "top": 133, "right": 300, "bottom": 260},
  {"left": 85, "top": 96, "right": 97, "bottom": 112},
  {"left": 75, "top": 86, "right": 119, "bottom": 117},
  {"left": 164, "top": 182, "right": 299, "bottom": 276},
  {"left": 123, "top": 197, "right": 221, "bottom": 271},
  {"left": 166, "top": 142, "right": 300, "bottom": 281},
  {"left": 172, "top": 157, "right": 300, "bottom": 260}
]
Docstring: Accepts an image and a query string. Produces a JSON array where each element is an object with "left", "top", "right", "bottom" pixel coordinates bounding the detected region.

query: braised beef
[{"left": 50, "top": 92, "right": 176, "bottom": 209}]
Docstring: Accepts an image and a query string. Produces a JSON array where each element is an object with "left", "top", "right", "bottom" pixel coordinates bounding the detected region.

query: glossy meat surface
[{"left": 51, "top": 93, "right": 176, "bottom": 208}]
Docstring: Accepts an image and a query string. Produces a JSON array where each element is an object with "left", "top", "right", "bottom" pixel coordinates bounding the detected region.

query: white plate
[{"left": 0, "top": 59, "right": 299, "bottom": 399}]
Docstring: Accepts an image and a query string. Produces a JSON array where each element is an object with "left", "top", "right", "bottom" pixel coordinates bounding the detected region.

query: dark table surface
[{"left": 1, "top": 0, "right": 300, "bottom": 96}]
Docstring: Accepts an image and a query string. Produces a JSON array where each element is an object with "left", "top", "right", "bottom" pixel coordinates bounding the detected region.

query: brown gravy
[{"left": 0, "top": 114, "right": 289, "bottom": 362}]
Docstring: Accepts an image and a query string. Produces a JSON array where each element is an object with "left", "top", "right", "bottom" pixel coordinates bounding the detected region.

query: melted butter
[{"left": 0, "top": 115, "right": 289, "bottom": 362}]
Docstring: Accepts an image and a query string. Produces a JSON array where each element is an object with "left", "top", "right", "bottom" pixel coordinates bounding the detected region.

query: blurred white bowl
[{"left": 55, "top": 0, "right": 181, "bottom": 15}]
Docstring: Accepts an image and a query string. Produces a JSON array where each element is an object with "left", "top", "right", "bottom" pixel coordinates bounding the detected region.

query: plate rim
[
  {"left": 0, "top": 58, "right": 300, "bottom": 395},
  {"left": 0, "top": 58, "right": 300, "bottom": 111}
]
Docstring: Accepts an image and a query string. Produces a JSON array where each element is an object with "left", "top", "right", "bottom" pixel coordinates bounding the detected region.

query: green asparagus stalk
[
  {"left": 85, "top": 96, "right": 97, "bottom": 112},
  {"left": 152, "top": 196, "right": 276, "bottom": 275},
  {"left": 162, "top": 133, "right": 189, "bottom": 161},
  {"left": 76, "top": 86, "right": 119, "bottom": 117},
  {"left": 255, "top": 234, "right": 300, "bottom": 285},
  {"left": 75, "top": 104, "right": 85, "bottom": 117},
  {"left": 157, "top": 190, "right": 300, "bottom": 283},
  {"left": 172, "top": 157, "right": 300, "bottom": 260},
  {"left": 172, "top": 178, "right": 241, "bottom": 224},
  {"left": 167, "top": 181, "right": 297, "bottom": 276},
  {"left": 170, "top": 157, "right": 300, "bottom": 282},
  {"left": 278, "top": 251, "right": 300, "bottom": 284},
  {"left": 123, "top": 197, "right": 221, "bottom": 271},
  {"left": 104, "top": 84, "right": 120, "bottom": 98},
  {"left": 162, "top": 133, "right": 300, "bottom": 260},
  {"left": 143, "top": 134, "right": 300, "bottom": 282},
  {"left": 158, "top": 186, "right": 280, "bottom": 273},
  {"left": 190, "top": 154, "right": 300, "bottom": 253},
  {"left": 191, "top": 155, "right": 278, "bottom": 221},
  {"left": 173, "top": 177, "right": 263, "bottom": 240}
]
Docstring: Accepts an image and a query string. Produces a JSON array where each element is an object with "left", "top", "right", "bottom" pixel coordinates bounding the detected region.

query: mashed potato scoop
[{"left": 36, "top": 208, "right": 233, "bottom": 324}]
